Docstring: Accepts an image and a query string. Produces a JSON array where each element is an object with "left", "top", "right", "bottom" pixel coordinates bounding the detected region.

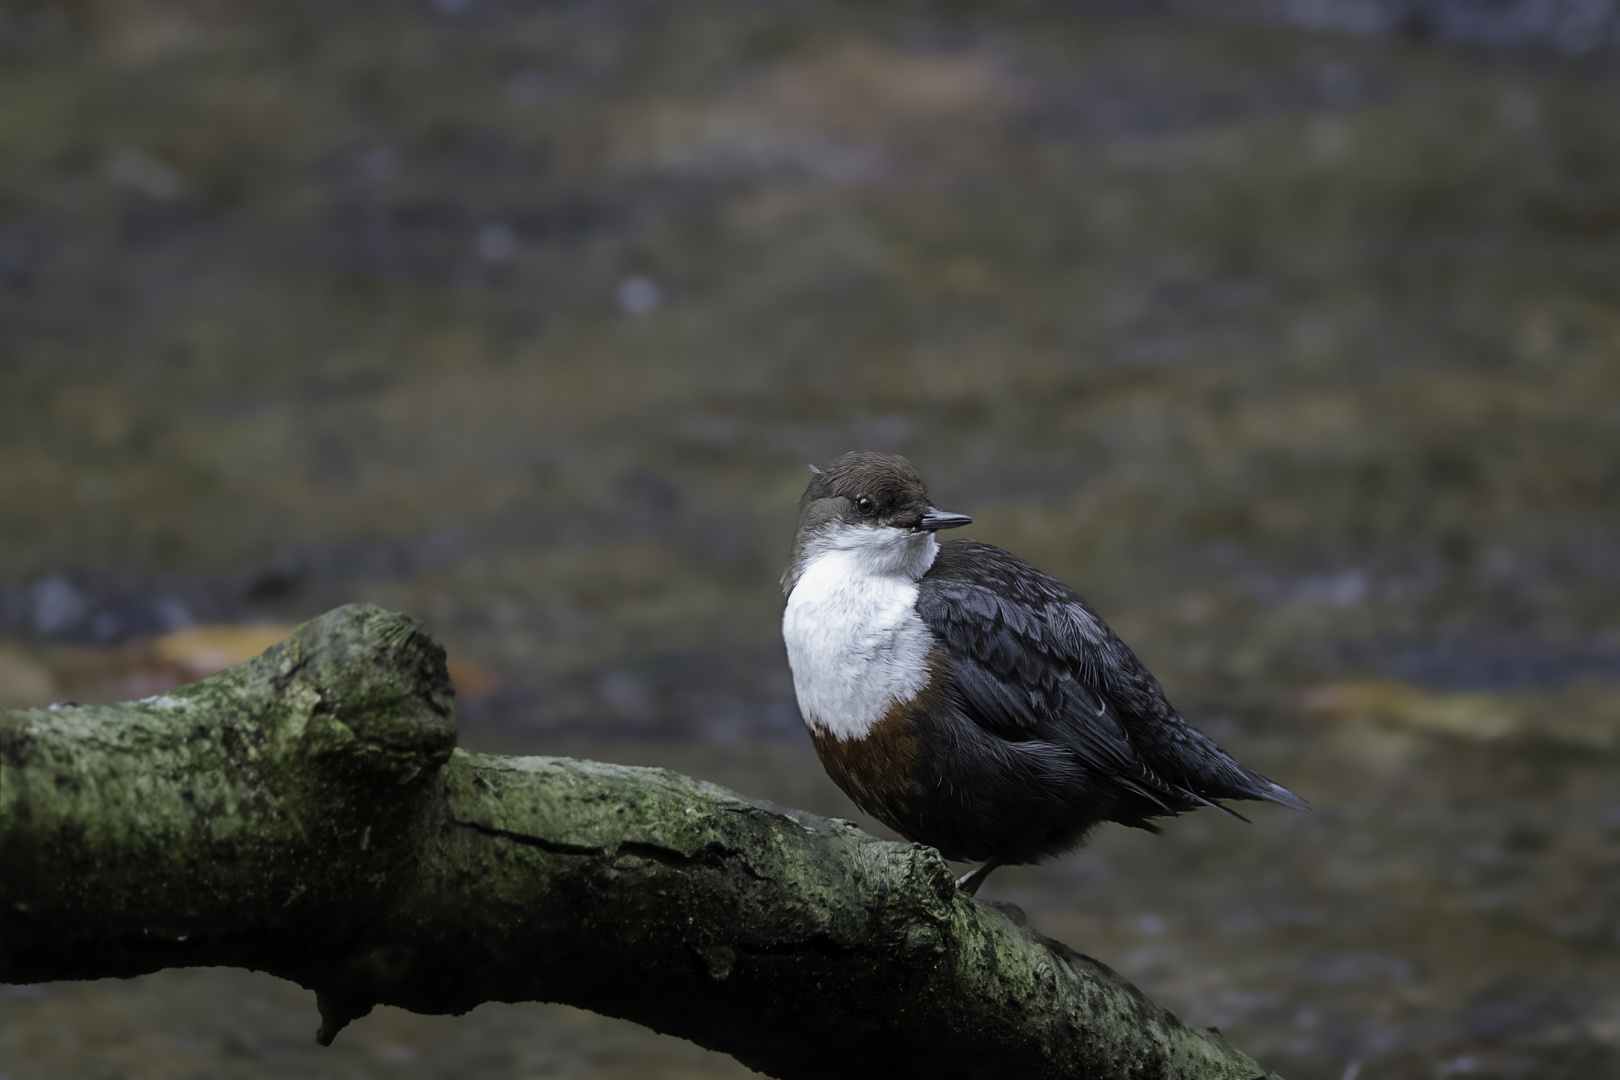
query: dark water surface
[{"left": 2, "top": 3, "right": 1619, "bottom": 1078}]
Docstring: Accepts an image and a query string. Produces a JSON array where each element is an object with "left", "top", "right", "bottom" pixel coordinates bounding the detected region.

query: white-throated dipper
[{"left": 781, "top": 451, "right": 1308, "bottom": 895}]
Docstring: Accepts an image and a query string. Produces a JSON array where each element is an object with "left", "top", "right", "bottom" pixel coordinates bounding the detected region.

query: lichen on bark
[{"left": 0, "top": 604, "right": 1279, "bottom": 1080}]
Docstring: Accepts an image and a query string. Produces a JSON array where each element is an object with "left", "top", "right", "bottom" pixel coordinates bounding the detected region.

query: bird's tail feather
[
  {"left": 1213, "top": 760, "right": 1311, "bottom": 813},
  {"left": 1251, "top": 777, "right": 1311, "bottom": 812},
  {"left": 1184, "top": 731, "right": 1311, "bottom": 813}
]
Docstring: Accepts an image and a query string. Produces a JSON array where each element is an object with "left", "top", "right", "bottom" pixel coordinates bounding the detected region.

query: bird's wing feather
[
  {"left": 916, "top": 540, "right": 1306, "bottom": 813},
  {"left": 916, "top": 543, "right": 1177, "bottom": 785}
]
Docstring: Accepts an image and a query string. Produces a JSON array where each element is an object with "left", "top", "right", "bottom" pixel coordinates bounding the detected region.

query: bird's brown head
[{"left": 783, "top": 452, "right": 972, "bottom": 594}]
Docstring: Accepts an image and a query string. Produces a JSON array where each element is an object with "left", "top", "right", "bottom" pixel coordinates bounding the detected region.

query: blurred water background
[{"left": 2, "top": 2, "right": 1619, "bottom": 1078}]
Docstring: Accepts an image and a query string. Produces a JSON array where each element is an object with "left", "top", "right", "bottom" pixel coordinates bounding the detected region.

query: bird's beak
[{"left": 919, "top": 507, "right": 972, "bottom": 531}]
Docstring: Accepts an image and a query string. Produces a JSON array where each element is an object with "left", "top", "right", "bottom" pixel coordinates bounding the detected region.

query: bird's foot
[{"left": 954, "top": 858, "right": 1003, "bottom": 897}]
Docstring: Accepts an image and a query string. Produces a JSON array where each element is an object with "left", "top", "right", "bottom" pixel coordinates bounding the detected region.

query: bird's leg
[{"left": 954, "top": 858, "right": 1003, "bottom": 897}]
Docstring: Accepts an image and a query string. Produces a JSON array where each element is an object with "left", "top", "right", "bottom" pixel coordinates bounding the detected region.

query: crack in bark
[
  {"left": 617, "top": 839, "right": 773, "bottom": 882},
  {"left": 447, "top": 816, "right": 605, "bottom": 857}
]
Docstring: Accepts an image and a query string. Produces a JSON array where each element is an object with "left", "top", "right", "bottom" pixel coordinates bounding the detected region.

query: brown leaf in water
[
  {"left": 0, "top": 645, "right": 57, "bottom": 707},
  {"left": 1301, "top": 679, "right": 1620, "bottom": 748},
  {"left": 151, "top": 624, "right": 298, "bottom": 679},
  {"left": 1301, "top": 680, "right": 1519, "bottom": 740}
]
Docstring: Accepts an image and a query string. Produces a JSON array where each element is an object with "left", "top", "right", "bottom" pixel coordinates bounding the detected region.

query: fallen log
[{"left": 0, "top": 604, "right": 1278, "bottom": 1079}]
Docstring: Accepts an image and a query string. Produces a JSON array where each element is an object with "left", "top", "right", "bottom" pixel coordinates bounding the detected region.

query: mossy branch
[{"left": 0, "top": 605, "right": 1278, "bottom": 1080}]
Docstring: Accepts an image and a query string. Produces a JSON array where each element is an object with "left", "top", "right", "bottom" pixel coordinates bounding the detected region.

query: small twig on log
[{"left": 0, "top": 604, "right": 1279, "bottom": 1079}]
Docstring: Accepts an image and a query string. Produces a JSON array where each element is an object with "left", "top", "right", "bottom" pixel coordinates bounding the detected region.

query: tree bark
[{"left": 0, "top": 604, "right": 1279, "bottom": 1080}]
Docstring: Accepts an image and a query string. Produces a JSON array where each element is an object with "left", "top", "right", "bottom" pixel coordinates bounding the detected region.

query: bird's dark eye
[{"left": 855, "top": 496, "right": 876, "bottom": 516}]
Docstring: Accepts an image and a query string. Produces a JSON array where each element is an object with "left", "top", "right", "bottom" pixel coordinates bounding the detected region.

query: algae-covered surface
[{"left": 2, "top": 2, "right": 1619, "bottom": 1078}]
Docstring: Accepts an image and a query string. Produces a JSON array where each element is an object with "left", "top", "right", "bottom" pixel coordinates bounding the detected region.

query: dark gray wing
[{"left": 916, "top": 540, "right": 1306, "bottom": 814}]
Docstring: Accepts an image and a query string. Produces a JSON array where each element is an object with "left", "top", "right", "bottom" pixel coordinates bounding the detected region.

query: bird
[{"left": 780, "top": 451, "right": 1308, "bottom": 896}]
